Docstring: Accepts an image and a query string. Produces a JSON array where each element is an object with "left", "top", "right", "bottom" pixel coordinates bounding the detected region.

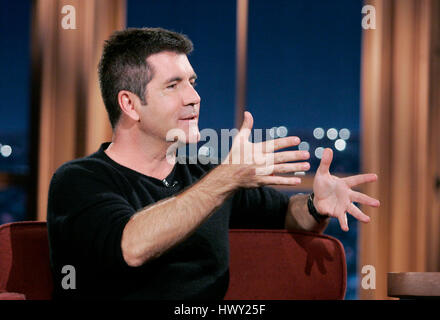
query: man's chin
[
  {"left": 185, "top": 130, "right": 201, "bottom": 144},
  {"left": 171, "top": 130, "right": 200, "bottom": 145},
  {"left": 181, "top": 122, "right": 200, "bottom": 144},
  {"left": 168, "top": 122, "right": 200, "bottom": 144}
]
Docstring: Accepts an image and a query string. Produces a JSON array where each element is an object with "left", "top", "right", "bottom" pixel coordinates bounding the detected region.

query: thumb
[
  {"left": 239, "top": 111, "right": 253, "bottom": 135},
  {"left": 317, "top": 148, "right": 333, "bottom": 175}
]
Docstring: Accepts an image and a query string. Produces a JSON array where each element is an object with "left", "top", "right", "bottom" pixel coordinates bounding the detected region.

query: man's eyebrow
[
  {"left": 164, "top": 74, "right": 197, "bottom": 84},
  {"left": 164, "top": 76, "right": 182, "bottom": 84}
]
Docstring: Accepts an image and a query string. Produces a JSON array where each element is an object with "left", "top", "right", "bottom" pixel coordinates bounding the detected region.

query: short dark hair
[{"left": 98, "top": 27, "right": 193, "bottom": 128}]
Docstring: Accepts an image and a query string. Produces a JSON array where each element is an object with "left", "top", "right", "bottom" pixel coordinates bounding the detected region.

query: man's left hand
[{"left": 312, "top": 148, "right": 380, "bottom": 231}]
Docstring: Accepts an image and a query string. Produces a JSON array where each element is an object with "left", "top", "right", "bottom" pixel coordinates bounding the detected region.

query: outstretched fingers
[
  {"left": 338, "top": 214, "right": 349, "bottom": 232},
  {"left": 273, "top": 150, "right": 310, "bottom": 164},
  {"left": 258, "top": 136, "right": 300, "bottom": 153},
  {"left": 350, "top": 190, "right": 380, "bottom": 207},
  {"left": 257, "top": 175, "right": 302, "bottom": 186},
  {"left": 273, "top": 162, "right": 310, "bottom": 174},
  {"left": 316, "top": 148, "right": 333, "bottom": 175},
  {"left": 255, "top": 162, "right": 310, "bottom": 175},
  {"left": 343, "top": 173, "right": 378, "bottom": 188},
  {"left": 347, "top": 203, "right": 370, "bottom": 223}
]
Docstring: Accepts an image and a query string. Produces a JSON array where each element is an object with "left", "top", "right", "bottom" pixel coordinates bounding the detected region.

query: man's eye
[
  {"left": 167, "top": 84, "right": 177, "bottom": 89},
  {"left": 191, "top": 82, "right": 197, "bottom": 87}
]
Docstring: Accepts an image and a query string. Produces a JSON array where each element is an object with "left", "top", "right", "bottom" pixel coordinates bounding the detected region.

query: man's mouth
[{"left": 180, "top": 114, "right": 198, "bottom": 121}]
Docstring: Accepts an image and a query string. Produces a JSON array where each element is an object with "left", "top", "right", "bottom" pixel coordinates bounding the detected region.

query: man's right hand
[
  {"left": 222, "top": 111, "right": 311, "bottom": 189},
  {"left": 122, "top": 111, "right": 311, "bottom": 267}
]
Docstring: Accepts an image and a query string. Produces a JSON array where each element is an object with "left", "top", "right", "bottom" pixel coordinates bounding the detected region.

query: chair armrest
[{"left": 0, "top": 290, "right": 26, "bottom": 300}]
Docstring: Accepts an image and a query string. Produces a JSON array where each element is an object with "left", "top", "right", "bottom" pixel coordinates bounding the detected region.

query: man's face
[{"left": 138, "top": 51, "right": 201, "bottom": 144}]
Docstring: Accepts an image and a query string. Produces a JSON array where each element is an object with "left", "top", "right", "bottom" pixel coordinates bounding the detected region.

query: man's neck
[{"left": 104, "top": 130, "right": 177, "bottom": 181}]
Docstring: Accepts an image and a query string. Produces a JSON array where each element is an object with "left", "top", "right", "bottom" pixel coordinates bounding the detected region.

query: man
[{"left": 47, "top": 28, "right": 380, "bottom": 300}]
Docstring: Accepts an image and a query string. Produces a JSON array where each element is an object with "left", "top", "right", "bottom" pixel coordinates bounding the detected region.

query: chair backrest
[
  {"left": 0, "top": 221, "right": 53, "bottom": 300},
  {"left": 224, "top": 229, "right": 347, "bottom": 300}
]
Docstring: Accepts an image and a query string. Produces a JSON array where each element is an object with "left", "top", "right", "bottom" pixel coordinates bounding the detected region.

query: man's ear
[{"left": 117, "top": 90, "right": 141, "bottom": 122}]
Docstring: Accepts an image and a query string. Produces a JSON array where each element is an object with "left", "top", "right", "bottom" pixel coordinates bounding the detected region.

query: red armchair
[
  {"left": 225, "top": 229, "right": 346, "bottom": 299},
  {"left": 0, "top": 221, "right": 52, "bottom": 300},
  {"left": 0, "top": 222, "right": 346, "bottom": 300}
]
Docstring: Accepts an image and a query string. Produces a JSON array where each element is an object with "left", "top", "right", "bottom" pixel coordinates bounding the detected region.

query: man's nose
[{"left": 183, "top": 83, "right": 201, "bottom": 106}]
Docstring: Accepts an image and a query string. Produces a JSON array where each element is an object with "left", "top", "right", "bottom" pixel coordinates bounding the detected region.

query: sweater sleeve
[
  {"left": 47, "top": 162, "right": 135, "bottom": 273},
  {"left": 229, "top": 186, "right": 290, "bottom": 229}
]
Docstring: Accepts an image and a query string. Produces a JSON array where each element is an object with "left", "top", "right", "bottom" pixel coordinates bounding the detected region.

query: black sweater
[{"left": 47, "top": 142, "right": 289, "bottom": 300}]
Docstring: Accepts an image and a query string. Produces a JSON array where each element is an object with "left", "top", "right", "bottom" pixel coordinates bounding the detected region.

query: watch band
[{"left": 307, "top": 193, "right": 329, "bottom": 223}]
